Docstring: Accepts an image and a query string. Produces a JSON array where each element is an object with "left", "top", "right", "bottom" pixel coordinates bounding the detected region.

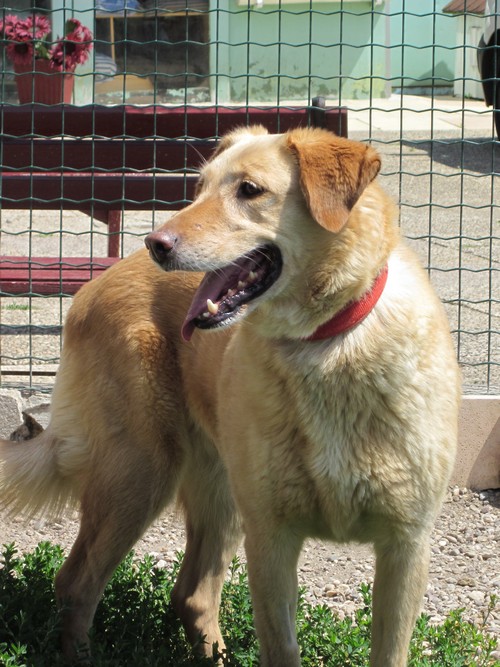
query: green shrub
[{"left": 0, "top": 543, "right": 498, "bottom": 666}]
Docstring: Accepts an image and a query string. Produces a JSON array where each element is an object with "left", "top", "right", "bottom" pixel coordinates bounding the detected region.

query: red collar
[{"left": 304, "top": 265, "right": 388, "bottom": 342}]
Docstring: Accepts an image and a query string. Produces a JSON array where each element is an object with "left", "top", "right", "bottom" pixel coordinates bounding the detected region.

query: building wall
[
  {"left": 211, "top": 0, "right": 388, "bottom": 102},
  {"left": 452, "top": 14, "right": 484, "bottom": 99},
  {"left": 209, "top": 0, "right": 460, "bottom": 102},
  {"left": 389, "top": 0, "right": 457, "bottom": 91}
]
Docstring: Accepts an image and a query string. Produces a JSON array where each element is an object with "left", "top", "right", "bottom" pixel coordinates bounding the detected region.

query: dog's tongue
[
  {"left": 182, "top": 271, "right": 223, "bottom": 341},
  {"left": 181, "top": 263, "right": 245, "bottom": 342}
]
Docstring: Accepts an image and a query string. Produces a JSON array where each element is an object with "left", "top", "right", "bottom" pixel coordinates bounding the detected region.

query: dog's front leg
[
  {"left": 244, "top": 527, "right": 304, "bottom": 667},
  {"left": 371, "top": 532, "right": 430, "bottom": 667},
  {"left": 172, "top": 440, "right": 242, "bottom": 661}
]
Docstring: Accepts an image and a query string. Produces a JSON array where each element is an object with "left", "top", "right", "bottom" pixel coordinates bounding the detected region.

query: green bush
[{"left": 0, "top": 543, "right": 498, "bottom": 666}]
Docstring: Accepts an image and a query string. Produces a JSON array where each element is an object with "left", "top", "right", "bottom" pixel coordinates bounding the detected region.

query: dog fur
[{"left": 0, "top": 127, "right": 461, "bottom": 666}]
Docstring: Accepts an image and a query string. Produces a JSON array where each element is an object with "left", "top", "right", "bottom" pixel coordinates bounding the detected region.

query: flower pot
[{"left": 14, "top": 60, "right": 74, "bottom": 104}]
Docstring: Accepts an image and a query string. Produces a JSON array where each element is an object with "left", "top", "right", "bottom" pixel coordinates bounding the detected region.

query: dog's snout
[{"left": 145, "top": 231, "right": 178, "bottom": 265}]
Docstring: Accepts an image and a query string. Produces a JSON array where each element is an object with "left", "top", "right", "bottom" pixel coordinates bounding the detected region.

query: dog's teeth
[
  {"left": 237, "top": 281, "right": 247, "bottom": 290},
  {"left": 227, "top": 289, "right": 237, "bottom": 297},
  {"left": 206, "top": 299, "right": 219, "bottom": 315},
  {"left": 202, "top": 312, "right": 210, "bottom": 318},
  {"left": 248, "top": 271, "right": 257, "bottom": 282}
]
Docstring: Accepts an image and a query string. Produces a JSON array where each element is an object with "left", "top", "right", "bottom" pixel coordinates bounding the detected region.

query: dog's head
[{"left": 145, "top": 127, "right": 383, "bottom": 341}]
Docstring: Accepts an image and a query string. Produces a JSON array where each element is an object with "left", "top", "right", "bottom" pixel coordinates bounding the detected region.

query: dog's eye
[
  {"left": 194, "top": 177, "right": 205, "bottom": 198},
  {"left": 238, "top": 180, "right": 264, "bottom": 199}
]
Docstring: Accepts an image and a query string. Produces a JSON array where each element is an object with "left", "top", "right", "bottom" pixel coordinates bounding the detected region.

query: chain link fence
[{"left": 0, "top": 0, "right": 498, "bottom": 395}]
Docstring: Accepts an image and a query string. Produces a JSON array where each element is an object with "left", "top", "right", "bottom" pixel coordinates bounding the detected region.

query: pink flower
[
  {"left": 67, "top": 19, "right": 93, "bottom": 44},
  {"left": 33, "top": 15, "right": 51, "bottom": 39},
  {"left": 6, "top": 39, "right": 35, "bottom": 66},
  {"left": 1, "top": 13, "right": 92, "bottom": 70},
  {"left": 2, "top": 15, "right": 22, "bottom": 41},
  {"left": 50, "top": 19, "right": 92, "bottom": 72},
  {"left": 50, "top": 40, "right": 88, "bottom": 71},
  {"left": 12, "top": 25, "right": 33, "bottom": 42},
  {"left": 50, "top": 19, "right": 93, "bottom": 72}
]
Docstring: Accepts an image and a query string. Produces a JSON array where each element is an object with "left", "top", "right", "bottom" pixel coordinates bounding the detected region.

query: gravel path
[{"left": 1, "top": 486, "right": 499, "bottom": 657}]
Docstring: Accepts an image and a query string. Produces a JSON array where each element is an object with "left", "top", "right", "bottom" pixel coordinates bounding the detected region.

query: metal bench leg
[{"left": 106, "top": 211, "right": 122, "bottom": 258}]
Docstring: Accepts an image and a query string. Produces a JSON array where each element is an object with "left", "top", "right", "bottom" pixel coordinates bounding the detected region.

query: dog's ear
[
  {"left": 211, "top": 125, "right": 269, "bottom": 160},
  {"left": 286, "top": 129, "right": 381, "bottom": 233}
]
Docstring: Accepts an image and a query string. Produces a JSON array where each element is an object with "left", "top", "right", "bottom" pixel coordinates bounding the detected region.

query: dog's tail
[{"left": 0, "top": 428, "right": 80, "bottom": 519}]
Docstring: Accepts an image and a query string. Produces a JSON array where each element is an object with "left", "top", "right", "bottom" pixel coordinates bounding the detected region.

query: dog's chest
[
  {"left": 220, "top": 329, "right": 434, "bottom": 542},
  {"left": 294, "top": 375, "right": 381, "bottom": 512},
  {"left": 270, "top": 348, "right": 422, "bottom": 539}
]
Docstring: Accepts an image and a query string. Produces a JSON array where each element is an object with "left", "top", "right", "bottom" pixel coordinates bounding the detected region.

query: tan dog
[{"left": 0, "top": 127, "right": 460, "bottom": 667}]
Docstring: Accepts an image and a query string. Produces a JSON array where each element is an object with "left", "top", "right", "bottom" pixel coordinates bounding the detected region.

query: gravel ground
[{"left": 1, "top": 486, "right": 499, "bottom": 656}]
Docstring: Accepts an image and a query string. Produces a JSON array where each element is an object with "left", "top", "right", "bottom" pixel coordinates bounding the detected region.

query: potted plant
[{"left": 0, "top": 14, "right": 93, "bottom": 104}]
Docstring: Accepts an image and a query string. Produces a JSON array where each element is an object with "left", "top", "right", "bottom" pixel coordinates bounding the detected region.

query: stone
[
  {"left": 0, "top": 389, "right": 23, "bottom": 438},
  {"left": 9, "top": 411, "right": 44, "bottom": 442},
  {"left": 467, "top": 590, "right": 485, "bottom": 604},
  {"left": 457, "top": 576, "right": 476, "bottom": 587}
]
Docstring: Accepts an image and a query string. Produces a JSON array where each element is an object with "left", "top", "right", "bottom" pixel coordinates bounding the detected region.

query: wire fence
[{"left": 0, "top": 0, "right": 498, "bottom": 395}]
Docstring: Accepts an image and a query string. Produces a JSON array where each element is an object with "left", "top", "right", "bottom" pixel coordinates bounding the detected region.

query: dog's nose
[{"left": 145, "top": 230, "right": 178, "bottom": 265}]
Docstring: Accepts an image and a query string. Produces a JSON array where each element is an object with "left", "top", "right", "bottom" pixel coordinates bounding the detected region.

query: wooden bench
[{"left": 0, "top": 99, "right": 347, "bottom": 296}]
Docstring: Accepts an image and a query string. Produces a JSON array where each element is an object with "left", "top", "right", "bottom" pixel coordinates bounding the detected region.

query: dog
[{"left": 0, "top": 127, "right": 461, "bottom": 666}]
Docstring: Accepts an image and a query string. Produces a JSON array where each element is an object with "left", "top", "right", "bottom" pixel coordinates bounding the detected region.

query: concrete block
[
  {"left": 0, "top": 389, "right": 23, "bottom": 438},
  {"left": 452, "top": 395, "right": 500, "bottom": 490}
]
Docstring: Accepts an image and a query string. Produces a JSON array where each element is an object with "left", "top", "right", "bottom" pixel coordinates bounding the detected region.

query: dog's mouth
[{"left": 182, "top": 244, "right": 282, "bottom": 341}]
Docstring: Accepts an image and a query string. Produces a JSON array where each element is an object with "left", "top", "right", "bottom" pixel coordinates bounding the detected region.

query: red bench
[{"left": 0, "top": 99, "right": 347, "bottom": 296}]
